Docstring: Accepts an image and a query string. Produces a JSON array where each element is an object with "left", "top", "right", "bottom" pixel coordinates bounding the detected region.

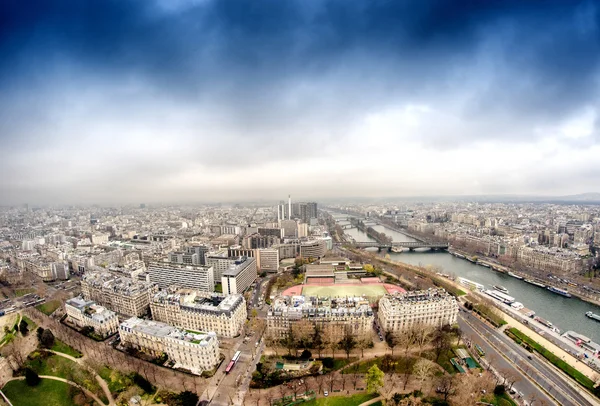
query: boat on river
[
  {"left": 459, "top": 277, "right": 484, "bottom": 291},
  {"left": 547, "top": 286, "right": 572, "bottom": 298},
  {"left": 493, "top": 285, "right": 509, "bottom": 294},
  {"left": 585, "top": 311, "right": 600, "bottom": 322},
  {"left": 524, "top": 279, "right": 546, "bottom": 289},
  {"left": 508, "top": 271, "right": 523, "bottom": 280}
]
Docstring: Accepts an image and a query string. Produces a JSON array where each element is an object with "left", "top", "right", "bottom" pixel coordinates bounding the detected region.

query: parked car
[{"left": 324, "top": 391, "right": 328, "bottom": 397}]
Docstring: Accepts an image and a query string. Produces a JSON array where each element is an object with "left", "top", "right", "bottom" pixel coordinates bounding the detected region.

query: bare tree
[
  {"left": 413, "top": 324, "right": 434, "bottom": 356},
  {"left": 436, "top": 374, "right": 457, "bottom": 402},
  {"left": 315, "top": 374, "right": 326, "bottom": 394},
  {"left": 413, "top": 358, "right": 435, "bottom": 392}
]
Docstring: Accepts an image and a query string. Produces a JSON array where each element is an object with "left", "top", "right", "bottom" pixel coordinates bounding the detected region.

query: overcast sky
[{"left": 1, "top": 0, "right": 600, "bottom": 205}]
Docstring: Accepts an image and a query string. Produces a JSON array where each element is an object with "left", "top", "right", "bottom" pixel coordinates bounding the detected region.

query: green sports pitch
[{"left": 301, "top": 284, "right": 387, "bottom": 298}]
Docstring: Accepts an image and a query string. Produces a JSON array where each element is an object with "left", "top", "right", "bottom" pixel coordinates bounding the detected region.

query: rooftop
[{"left": 120, "top": 317, "right": 217, "bottom": 346}]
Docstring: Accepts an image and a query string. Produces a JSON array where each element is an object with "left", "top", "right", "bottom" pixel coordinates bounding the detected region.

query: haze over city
[{"left": 2, "top": 1, "right": 600, "bottom": 204}]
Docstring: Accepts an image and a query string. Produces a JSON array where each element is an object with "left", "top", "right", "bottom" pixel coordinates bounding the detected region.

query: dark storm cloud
[{"left": 1, "top": 0, "right": 600, "bottom": 203}]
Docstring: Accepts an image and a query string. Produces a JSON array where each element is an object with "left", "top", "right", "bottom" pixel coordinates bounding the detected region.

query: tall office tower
[{"left": 288, "top": 195, "right": 292, "bottom": 220}]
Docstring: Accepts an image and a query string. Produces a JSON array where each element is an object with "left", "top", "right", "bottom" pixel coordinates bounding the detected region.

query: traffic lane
[
  {"left": 472, "top": 316, "right": 593, "bottom": 406},
  {"left": 458, "top": 316, "right": 554, "bottom": 405}
]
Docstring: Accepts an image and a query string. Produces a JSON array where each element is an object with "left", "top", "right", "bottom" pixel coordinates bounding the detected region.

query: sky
[{"left": 1, "top": 0, "right": 600, "bottom": 205}]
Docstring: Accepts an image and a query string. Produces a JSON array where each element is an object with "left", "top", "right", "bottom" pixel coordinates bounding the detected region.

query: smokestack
[{"left": 288, "top": 195, "right": 291, "bottom": 220}]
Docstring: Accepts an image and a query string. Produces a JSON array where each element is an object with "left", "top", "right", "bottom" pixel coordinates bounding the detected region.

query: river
[{"left": 333, "top": 214, "right": 600, "bottom": 341}]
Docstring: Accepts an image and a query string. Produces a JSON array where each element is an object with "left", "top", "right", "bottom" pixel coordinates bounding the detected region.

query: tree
[
  {"left": 365, "top": 365, "right": 385, "bottom": 394},
  {"left": 40, "top": 329, "right": 55, "bottom": 349},
  {"left": 413, "top": 324, "right": 434, "bottom": 356},
  {"left": 36, "top": 327, "right": 45, "bottom": 341},
  {"left": 451, "top": 326, "right": 463, "bottom": 346},
  {"left": 176, "top": 390, "right": 199, "bottom": 406},
  {"left": 338, "top": 327, "right": 357, "bottom": 359},
  {"left": 385, "top": 332, "right": 399, "bottom": 356},
  {"left": 25, "top": 368, "right": 41, "bottom": 386},
  {"left": 494, "top": 384, "right": 506, "bottom": 396},
  {"left": 19, "top": 319, "right": 28, "bottom": 336},
  {"left": 436, "top": 375, "right": 456, "bottom": 402},
  {"left": 292, "top": 319, "right": 315, "bottom": 352},
  {"left": 413, "top": 359, "right": 435, "bottom": 391},
  {"left": 357, "top": 334, "right": 373, "bottom": 357},
  {"left": 432, "top": 327, "right": 451, "bottom": 361},
  {"left": 282, "top": 327, "right": 297, "bottom": 356},
  {"left": 313, "top": 324, "right": 326, "bottom": 358}
]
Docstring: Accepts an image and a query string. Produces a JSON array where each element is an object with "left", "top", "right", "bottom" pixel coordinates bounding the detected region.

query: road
[{"left": 460, "top": 310, "right": 597, "bottom": 406}]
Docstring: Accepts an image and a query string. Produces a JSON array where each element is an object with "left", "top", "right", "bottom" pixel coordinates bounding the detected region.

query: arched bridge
[{"left": 352, "top": 241, "right": 449, "bottom": 251}]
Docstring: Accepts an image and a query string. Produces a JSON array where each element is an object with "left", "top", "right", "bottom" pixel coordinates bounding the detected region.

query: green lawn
[
  {"left": 22, "top": 315, "right": 37, "bottom": 330},
  {"left": 98, "top": 366, "right": 134, "bottom": 395},
  {"left": 342, "top": 356, "right": 416, "bottom": 374},
  {"left": 507, "top": 328, "right": 596, "bottom": 392},
  {"left": 51, "top": 339, "right": 83, "bottom": 358},
  {"left": 14, "top": 288, "right": 36, "bottom": 297},
  {"left": 303, "top": 393, "right": 377, "bottom": 406},
  {"left": 423, "top": 349, "right": 456, "bottom": 374},
  {"left": 35, "top": 300, "right": 61, "bottom": 315},
  {"left": 2, "top": 378, "right": 91, "bottom": 406},
  {"left": 215, "top": 283, "right": 223, "bottom": 293}
]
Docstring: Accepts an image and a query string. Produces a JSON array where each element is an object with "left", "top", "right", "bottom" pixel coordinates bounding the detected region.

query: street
[{"left": 460, "top": 311, "right": 597, "bottom": 406}]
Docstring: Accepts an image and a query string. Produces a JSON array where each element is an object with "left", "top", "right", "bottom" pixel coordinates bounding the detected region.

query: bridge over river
[{"left": 352, "top": 241, "right": 449, "bottom": 251}]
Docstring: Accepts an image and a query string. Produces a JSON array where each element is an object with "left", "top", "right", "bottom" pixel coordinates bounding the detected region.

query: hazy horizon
[{"left": 2, "top": 1, "right": 600, "bottom": 204}]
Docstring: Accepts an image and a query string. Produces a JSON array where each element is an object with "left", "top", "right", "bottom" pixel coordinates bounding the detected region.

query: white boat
[
  {"left": 524, "top": 279, "right": 546, "bottom": 289},
  {"left": 508, "top": 272, "right": 523, "bottom": 280},
  {"left": 485, "top": 289, "right": 515, "bottom": 304},
  {"left": 586, "top": 311, "right": 600, "bottom": 322},
  {"left": 511, "top": 302, "right": 524, "bottom": 310},
  {"left": 493, "top": 285, "right": 509, "bottom": 294},
  {"left": 459, "top": 277, "right": 485, "bottom": 291}
]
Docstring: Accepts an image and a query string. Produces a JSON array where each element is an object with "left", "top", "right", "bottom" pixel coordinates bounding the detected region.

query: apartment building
[
  {"left": 256, "top": 248, "right": 279, "bottom": 272},
  {"left": 517, "top": 246, "right": 583, "bottom": 274},
  {"left": 65, "top": 296, "right": 119, "bottom": 337},
  {"left": 267, "top": 295, "right": 373, "bottom": 341},
  {"left": 150, "top": 290, "right": 246, "bottom": 337},
  {"left": 119, "top": 317, "right": 220, "bottom": 375},
  {"left": 221, "top": 256, "right": 257, "bottom": 295},
  {"left": 299, "top": 239, "right": 328, "bottom": 259},
  {"left": 14, "top": 254, "right": 69, "bottom": 281},
  {"left": 81, "top": 272, "right": 158, "bottom": 317},
  {"left": 378, "top": 289, "right": 458, "bottom": 333},
  {"left": 147, "top": 261, "right": 214, "bottom": 291},
  {"left": 205, "top": 249, "right": 234, "bottom": 280}
]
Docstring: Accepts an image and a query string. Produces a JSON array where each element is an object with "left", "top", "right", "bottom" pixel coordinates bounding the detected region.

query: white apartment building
[
  {"left": 168, "top": 251, "right": 199, "bottom": 265},
  {"left": 81, "top": 272, "right": 158, "bottom": 317},
  {"left": 205, "top": 249, "right": 235, "bottom": 280},
  {"left": 147, "top": 261, "right": 214, "bottom": 291},
  {"left": 150, "top": 290, "right": 246, "bottom": 337},
  {"left": 378, "top": 289, "right": 458, "bottom": 333},
  {"left": 267, "top": 295, "right": 374, "bottom": 341},
  {"left": 65, "top": 297, "right": 119, "bottom": 337},
  {"left": 516, "top": 246, "right": 583, "bottom": 274},
  {"left": 119, "top": 317, "right": 220, "bottom": 375},
  {"left": 257, "top": 248, "right": 279, "bottom": 272},
  {"left": 221, "top": 256, "right": 257, "bottom": 295}
]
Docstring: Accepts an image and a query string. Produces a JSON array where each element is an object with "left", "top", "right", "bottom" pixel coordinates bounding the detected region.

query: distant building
[
  {"left": 280, "top": 220, "right": 298, "bottom": 238},
  {"left": 222, "top": 256, "right": 257, "bottom": 295},
  {"left": 81, "top": 272, "right": 158, "bottom": 317},
  {"left": 119, "top": 318, "right": 220, "bottom": 375},
  {"left": 150, "top": 290, "right": 246, "bottom": 337},
  {"left": 147, "top": 262, "right": 214, "bottom": 292},
  {"left": 65, "top": 296, "right": 119, "bottom": 337},
  {"left": 378, "top": 289, "right": 458, "bottom": 333},
  {"left": 256, "top": 248, "right": 279, "bottom": 272}
]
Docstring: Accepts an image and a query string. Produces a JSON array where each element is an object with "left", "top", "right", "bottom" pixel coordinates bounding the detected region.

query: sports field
[{"left": 302, "top": 284, "right": 387, "bottom": 298}]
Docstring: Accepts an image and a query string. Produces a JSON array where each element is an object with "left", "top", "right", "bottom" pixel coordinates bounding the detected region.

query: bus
[
  {"left": 225, "top": 351, "right": 242, "bottom": 374},
  {"left": 475, "top": 344, "right": 485, "bottom": 357}
]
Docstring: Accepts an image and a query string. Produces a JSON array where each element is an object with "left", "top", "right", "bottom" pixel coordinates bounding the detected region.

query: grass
[
  {"left": 51, "top": 339, "right": 83, "bottom": 358},
  {"left": 98, "top": 366, "right": 134, "bottom": 395},
  {"left": 22, "top": 315, "right": 37, "bottom": 330},
  {"left": 0, "top": 331, "right": 15, "bottom": 346},
  {"left": 36, "top": 300, "right": 61, "bottom": 315},
  {"left": 507, "top": 328, "right": 596, "bottom": 392},
  {"left": 2, "top": 378, "right": 92, "bottom": 406},
  {"left": 303, "top": 393, "right": 377, "bottom": 406},
  {"left": 14, "top": 288, "right": 36, "bottom": 297},
  {"left": 301, "top": 284, "right": 386, "bottom": 298},
  {"left": 473, "top": 304, "right": 507, "bottom": 327},
  {"left": 215, "top": 283, "right": 223, "bottom": 293},
  {"left": 342, "top": 356, "right": 416, "bottom": 374}
]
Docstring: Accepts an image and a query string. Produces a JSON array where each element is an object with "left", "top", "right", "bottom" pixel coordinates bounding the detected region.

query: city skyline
[{"left": 2, "top": 1, "right": 600, "bottom": 204}]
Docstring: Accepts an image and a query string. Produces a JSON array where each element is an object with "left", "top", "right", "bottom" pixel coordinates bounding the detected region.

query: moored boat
[
  {"left": 524, "top": 279, "right": 546, "bottom": 289},
  {"left": 547, "top": 286, "right": 572, "bottom": 298},
  {"left": 508, "top": 271, "right": 523, "bottom": 280}
]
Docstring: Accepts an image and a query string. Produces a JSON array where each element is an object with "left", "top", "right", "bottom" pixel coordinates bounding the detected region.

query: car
[
  {"left": 324, "top": 391, "right": 328, "bottom": 397},
  {"left": 527, "top": 355, "right": 532, "bottom": 360}
]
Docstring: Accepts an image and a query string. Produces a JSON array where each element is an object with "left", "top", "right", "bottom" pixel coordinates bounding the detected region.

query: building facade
[
  {"left": 65, "top": 296, "right": 119, "bottom": 337},
  {"left": 378, "top": 289, "right": 458, "bottom": 333},
  {"left": 147, "top": 261, "right": 214, "bottom": 291},
  {"left": 257, "top": 248, "right": 279, "bottom": 272},
  {"left": 267, "top": 295, "right": 373, "bottom": 341},
  {"left": 221, "top": 256, "right": 257, "bottom": 295},
  {"left": 81, "top": 272, "right": 158, "bottom": 317},
  {"left": 150, "top": 290, "right": 246, "bottom": 337},
  {"left": 119, "top": 317, "right": 220, "bottom": 375}
]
